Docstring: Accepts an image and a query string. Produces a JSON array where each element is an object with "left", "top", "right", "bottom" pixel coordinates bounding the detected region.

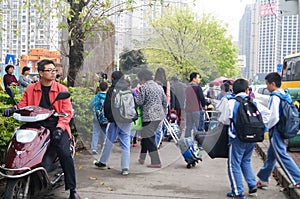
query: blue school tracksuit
[
  {"left": 227, "top": 93, "right": 258, "bottom": 196},
  {"left": 257, "top": 90, "right": 300, "bottom": 186}
]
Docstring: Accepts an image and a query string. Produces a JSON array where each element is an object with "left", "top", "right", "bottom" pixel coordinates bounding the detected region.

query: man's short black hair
[
  {"left": 111, "top": 71, "right": 124, "bottom": 81},
  {"left": 265, "top": 72, "right": 281, "bottom": 88},
  {"left": 233, "top": 78, "right": 249, "bottom": 94},
  {"left": 37, "top": 59, "right": 55, "bottom": 72},
  {"left": 224, "top": 83, "right": 230, "bottom": 92},
  {"left": 189, "top": 72, "right": 200, "bottom": 82},
  {"left": 99, "top": 82, "right": 108, "bottom": 92}
]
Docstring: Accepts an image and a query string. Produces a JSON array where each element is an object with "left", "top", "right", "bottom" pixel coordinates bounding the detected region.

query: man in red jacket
[{"left": 3, "top": 59, "right": 81, "bottom": 199}]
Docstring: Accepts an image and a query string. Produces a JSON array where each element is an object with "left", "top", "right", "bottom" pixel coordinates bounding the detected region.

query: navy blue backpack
[{"left": 271, "top": 93, "right": 300, "bottom": 139}]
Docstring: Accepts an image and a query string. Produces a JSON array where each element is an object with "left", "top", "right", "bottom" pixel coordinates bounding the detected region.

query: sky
[{"left": 194, "top": 0, "right": 256, "bottom": 41}]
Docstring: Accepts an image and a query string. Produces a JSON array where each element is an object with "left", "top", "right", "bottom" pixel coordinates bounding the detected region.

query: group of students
[
  {"left": 90, "top": 68, "right": 206, "bottom": 175},
  {"left": 217, "top": 73, "right": 300, "bottom": 198},
  {"left": 90, "top": 69, "right": 169, "bottom": 176},
  {"left": 89, "top": 69, "right": 300, "bottom": 198}
]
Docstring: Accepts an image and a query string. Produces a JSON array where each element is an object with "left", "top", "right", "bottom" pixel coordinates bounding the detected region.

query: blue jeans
[
  {"left": 257, "top": 128, "right": 300, "bottom": 185},
  {"left": 228, "top": 139, "right": 256, "bottom": 196},
  {"left": 185, "top": 110, "right": 204, "bottom": 138},
  {"left": 99, "top": 122, "right": 132, "bottom": 170},
  {"left": 91, "top": 119, "right": 107, "bottom": 153},
  {"left": 155, "top": 121, "right": 163, "bottom": 147}
]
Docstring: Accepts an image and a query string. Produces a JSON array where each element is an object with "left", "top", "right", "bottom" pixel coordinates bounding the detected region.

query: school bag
[
  {"left": 231, "top": 96, "right": 265, "bottom": 143},
  {"left": 96, "top": 97, "right": 108, "bottom": 125},
  {"left": 271, "top": 93, "right": 300, "bottom": 139},
  {"left": 113, "top": 89, "right": 137, "bottom": 120}
]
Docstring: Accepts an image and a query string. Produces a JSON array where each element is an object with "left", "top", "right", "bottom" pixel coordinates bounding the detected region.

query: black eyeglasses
[{"left": 43, "top": 69, "right": 58, "bottom": 73}]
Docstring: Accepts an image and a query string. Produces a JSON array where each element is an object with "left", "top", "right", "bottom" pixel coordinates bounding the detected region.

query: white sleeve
[
  {"left": 218, "top": 98, "right": 231, "bottom": 125},
  {"left": 255, "top": 101, "right": 271, "bottom": 124},
  {"left": 267, "top": 95, "right": 280, "bottom": 129}
]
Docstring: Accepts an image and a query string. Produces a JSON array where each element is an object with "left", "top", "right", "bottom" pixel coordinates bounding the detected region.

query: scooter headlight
[{"left": 16, "top": 129, "right": 38, "bottom": 143}]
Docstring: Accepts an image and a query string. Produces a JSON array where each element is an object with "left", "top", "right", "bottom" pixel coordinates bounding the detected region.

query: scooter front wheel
[{"left": 5, "top": 178, "right": 30, "bottom": 199}]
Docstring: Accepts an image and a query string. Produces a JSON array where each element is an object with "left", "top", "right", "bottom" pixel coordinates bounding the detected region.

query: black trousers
[
  {"left": 140, "top": 121, "right": 161, "bottom": 164},
  {"left": 51, "top": 130, "right": 76, "bottom": 190}
]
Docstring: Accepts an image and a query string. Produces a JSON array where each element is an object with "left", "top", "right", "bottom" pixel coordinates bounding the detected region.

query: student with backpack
[
  {"left": 219, "top": 78, "right": 270, "bottom": 198},
  {"left": 257, "top": 72, "right": 300, "bottom": 189},
  {"left": 94, "top": 71, "right": 136, "bottom": 176},
  {"left": 89, "top": 82, "right": 109, "bottom": 154}
]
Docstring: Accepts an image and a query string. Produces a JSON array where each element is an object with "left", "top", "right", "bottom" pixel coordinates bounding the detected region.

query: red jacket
[{"left": 18, "top": 81, "right": 73, "bottom": 138}]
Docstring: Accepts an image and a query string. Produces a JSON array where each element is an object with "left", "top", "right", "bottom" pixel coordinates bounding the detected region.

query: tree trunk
[
  {"left": 66, "top": 0, "right": 86, "bottom": 87},
  {"left": 67, "top": 44, "right": 84, "bottom": 87}
]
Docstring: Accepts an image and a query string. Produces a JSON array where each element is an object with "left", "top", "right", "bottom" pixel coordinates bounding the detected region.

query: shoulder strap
[
  {"left": 234, "top": 95, "right": 249, "bottom": 103},
  {"left": 270, "top": 92, "right": 284, "bottom": 113},
  {"left": 270, "top": 92, "right": 285, "bottom": 100}
]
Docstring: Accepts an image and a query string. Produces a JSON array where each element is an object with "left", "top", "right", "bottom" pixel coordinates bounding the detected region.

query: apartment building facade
[
  {"left": 0, "top": 0, "right": 61, "bottom": 65},
  {"left": 239, "top": 0, "right": 300, "bottom": 81}
]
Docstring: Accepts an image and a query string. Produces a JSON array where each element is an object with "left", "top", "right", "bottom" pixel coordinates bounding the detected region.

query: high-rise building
[
  {"left": 239, "top": 4, "right": 253, "bottom": 79},
  {"left": 0, "top": 0, "right": 61, "bottom": 64},
  {"left": 239, "top": 0, "right": 300, "bottom": 81}
]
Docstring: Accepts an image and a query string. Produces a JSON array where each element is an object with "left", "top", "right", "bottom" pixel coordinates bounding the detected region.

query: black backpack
[
  {"left": 271, "top": 93, "right": 300, "bottom": 139},
  {"left": 231, "top": 96, "right": 265, "bottom": 143}
]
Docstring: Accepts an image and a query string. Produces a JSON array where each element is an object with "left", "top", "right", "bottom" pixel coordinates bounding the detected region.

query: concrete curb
[{"left": 256, "top": 142, "right": 300, "bottom": 199}]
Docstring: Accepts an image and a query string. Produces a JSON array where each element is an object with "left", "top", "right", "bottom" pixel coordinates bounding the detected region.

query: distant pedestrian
[
  {"left": 130, "top": 79, "right": 140, "bottom": 147},
  {"left": 216, "top": 82, "right": 236, "bottom": 122},
  {"left": 223, "top": 80, "right": 233, "bottom": 94},
  {"left": 216, "top": 84, "right": 226, "bottom": 100},
  {"left": 219, "top": 78, "right": 270, "bottom": 198},
  {"left": 154, "top": 67, "right": 170, "bottom": 148},
  {"left": 206, "top": 82, "right": 216, "bottom": 99},
  {"left": 257, "top": 72, "right": 300, "bottom": 189},
  {"left": 3, "top": 64, "right": 19, "bottom": 88},
  {"left": 136, "top": 69, "right": 167, "bottom": 168},
  {"left": 19, "top": 66, "right": 32, "bottom": 88},
  {"left": 248, "top": 87, "right": 255, "bottom": 99},
  {"left": 184, "top": 72, "right": 206, "bottom": 138},
  {"left": 170, "top": 76, "right": 186, "bottom": 132},
  {"left": 94, "top": 71, "right": 133, "bottom": 176},
  {"left": 89, "top": 82, "right": 109, "bottom": 154}
]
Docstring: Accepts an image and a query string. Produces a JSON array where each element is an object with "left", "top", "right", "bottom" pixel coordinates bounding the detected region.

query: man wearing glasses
[{"left": 3, "top": 59, "right": 81, "bottom": 199}]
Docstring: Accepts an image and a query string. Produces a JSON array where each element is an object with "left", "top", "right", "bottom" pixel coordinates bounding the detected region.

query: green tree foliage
[
  {"left": 141, "top": 8, "right": 239, "bottom": 82},
  {"left": 119, "top": 49, "right": 147, "bottom": 73}
]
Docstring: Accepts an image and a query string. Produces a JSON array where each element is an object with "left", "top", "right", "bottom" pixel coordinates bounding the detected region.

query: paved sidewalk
[
  {"left": 38, "top": 141, "right": 288, "bottom": 199},
  {"left": 256, "top": 140, "right": 300, "bottom": 199},
  {"left": 0, "top": 139, "right": 296, "bottom": 199}
]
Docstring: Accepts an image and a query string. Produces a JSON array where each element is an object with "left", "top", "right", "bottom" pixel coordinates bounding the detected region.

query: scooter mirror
[{"left": 51, "top": 91, "right": 71, "bottom": 107}]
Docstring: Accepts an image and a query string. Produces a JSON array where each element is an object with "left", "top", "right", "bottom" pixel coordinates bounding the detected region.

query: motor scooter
[{"left": 0, "top": 87, "right": 75, "bottom": 199}]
